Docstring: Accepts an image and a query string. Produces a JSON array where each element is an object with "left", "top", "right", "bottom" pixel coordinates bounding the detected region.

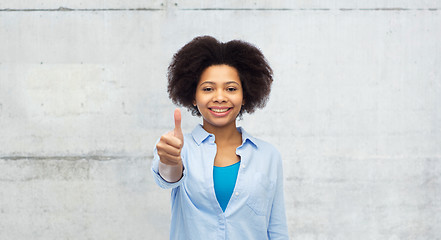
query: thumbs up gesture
[{"left": 156, "top": 108, "right": 184, "bottom": 166}]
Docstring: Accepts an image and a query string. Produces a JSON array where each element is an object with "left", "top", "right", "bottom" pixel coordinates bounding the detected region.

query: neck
[{"left": 202, "top": 120, "right": 241, "bottom": 144}]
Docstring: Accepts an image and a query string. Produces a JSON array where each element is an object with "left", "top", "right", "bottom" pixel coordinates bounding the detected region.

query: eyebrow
[{"left": 199, "top": 81, "right": 240, "bottom": 86}]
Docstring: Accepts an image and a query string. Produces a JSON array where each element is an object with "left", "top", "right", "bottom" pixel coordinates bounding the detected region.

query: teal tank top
[{"left": 213, "top": 161, "right": 240, "bottom": 212}]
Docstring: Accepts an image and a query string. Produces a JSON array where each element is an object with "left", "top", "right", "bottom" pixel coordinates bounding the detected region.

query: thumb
[{"left": 173, "top": 108, "right": 183, "bottom": 141}]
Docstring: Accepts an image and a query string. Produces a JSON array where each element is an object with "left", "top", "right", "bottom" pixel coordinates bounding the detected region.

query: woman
[{"left": 152, "top": 36, "right": 289, "bottom": 239}]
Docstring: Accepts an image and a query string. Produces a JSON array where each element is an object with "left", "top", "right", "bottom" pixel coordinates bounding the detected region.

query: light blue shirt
[{"left": 151, "top": 124, "right": 289, "bottom": 240}]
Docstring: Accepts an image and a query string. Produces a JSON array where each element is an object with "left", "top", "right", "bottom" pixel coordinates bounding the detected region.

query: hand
[{"left": 156, "top": 108, "right": 184, "bottom": 166}]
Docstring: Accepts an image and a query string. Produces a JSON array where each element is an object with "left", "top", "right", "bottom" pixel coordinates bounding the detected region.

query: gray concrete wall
[{"left": 1, "top": 1, "right": 440, "bottom": 239}]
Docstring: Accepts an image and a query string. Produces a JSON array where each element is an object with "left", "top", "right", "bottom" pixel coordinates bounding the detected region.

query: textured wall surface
[{"left": 1, "top": 1, "right": 441, "bottom": 239}]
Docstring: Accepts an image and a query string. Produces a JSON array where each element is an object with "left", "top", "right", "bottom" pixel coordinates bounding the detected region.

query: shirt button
[
  {"left": 241, "top": 164, "right": 246, "bottom": 168},
  {"left": 235, "top": 192, "right": 239, "bottom": 196}
]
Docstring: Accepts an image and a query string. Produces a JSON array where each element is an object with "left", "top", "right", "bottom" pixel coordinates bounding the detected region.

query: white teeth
[{"left": 211, "top": 108, "right": 229, "bottom": 113}]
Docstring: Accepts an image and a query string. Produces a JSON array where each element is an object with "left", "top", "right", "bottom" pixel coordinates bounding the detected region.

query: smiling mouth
[{"left": 209, "top": 108, "right": 231, "bottom": 113}]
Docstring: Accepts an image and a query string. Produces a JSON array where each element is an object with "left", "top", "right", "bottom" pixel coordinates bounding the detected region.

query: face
[{"left": 194, "top": 64, "right": 244, "bottom": 131}]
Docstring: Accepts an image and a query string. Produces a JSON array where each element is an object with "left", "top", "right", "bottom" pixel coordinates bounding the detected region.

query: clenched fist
[{"left": 156, "top": 108, "right": 184, "bottom": 182}]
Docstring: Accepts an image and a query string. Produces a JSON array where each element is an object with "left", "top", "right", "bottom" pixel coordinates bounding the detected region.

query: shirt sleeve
[
  {"left": 267, "top": 151, "right": 290, "bottom": 239},
  {"left": 151, "top": 139, "right": 186, "bottom": 189}
]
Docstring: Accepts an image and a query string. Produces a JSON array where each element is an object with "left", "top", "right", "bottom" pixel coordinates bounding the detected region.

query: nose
[{"left": 212, "top": 89, "right": 227, "bottom": 103}]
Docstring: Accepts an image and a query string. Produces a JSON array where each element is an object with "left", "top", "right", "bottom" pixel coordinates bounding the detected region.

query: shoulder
[
  {"left": 241, "top": 128, "right": 282, "bottom": 160},
  {"left": 253, "top": 136, "right": 278, "bottom": 150},
  {"left": 243, "top": 132, "right": 284, "bottom": 181},
  {"left": 183, "top": 132, "right": 193, "bottom": 142},
  {"left": 182, "top": 133, "right": 195, "bottom": 151},
  {"left": 254, "top": 137, "right": 281, "bottom": 159}
]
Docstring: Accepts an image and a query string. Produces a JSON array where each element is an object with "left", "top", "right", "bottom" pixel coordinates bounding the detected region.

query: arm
[
  {"left": 267, "top": 154, "right": 289, "bottom": 239},
  {"left": 158, "top": 161, "right": 183, "bottom": 183}
]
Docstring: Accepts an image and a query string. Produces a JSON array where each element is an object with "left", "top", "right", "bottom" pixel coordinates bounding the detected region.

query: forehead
[{"left": 199, "top": 64, "right": 240, "bottom": 84}]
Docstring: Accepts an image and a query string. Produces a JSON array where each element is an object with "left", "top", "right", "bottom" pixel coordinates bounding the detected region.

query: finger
[
  {"left": 156, "top": 141, "right": 181, "bottom": 157},
  {"left": 174, "top": 108, "right": 183, "bottom": 140},
  {"left": 158, "top": 153, "right": 182, "bottom": 165},
  {"left": 160, "top": 133, "right": 183, "bottom": 149}
]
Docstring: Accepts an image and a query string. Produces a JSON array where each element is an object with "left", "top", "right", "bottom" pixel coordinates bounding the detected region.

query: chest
[
  {"left": 214, "top": 144, "right": 241, "bottom": 167},
  {"left": 181, "top": 142, "right": 277, "bottom": 215}
]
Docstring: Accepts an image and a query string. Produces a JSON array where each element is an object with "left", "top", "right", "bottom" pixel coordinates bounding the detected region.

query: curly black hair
[{"left": 167, "top": 36, "right": 273, "bottom": 117}]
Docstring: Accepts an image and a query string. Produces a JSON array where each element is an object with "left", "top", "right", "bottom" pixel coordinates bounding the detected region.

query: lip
[{"left": 208, "top": 107, "right": 232, "bottom": 117}]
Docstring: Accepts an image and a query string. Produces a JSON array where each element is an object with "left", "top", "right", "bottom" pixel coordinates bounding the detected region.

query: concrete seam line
[
  {"left": 0, "top": 7, "right": 163, "bottom": 12},
  {"left": 0, "top": 7, "right": 439, "bottom": 12},
  {"left": 0, "top": 156, "right": 150, "bottom": 161}
]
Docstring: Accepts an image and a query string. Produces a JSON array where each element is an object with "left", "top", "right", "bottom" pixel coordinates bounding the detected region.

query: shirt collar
[
  {"left": 191, "top": 124, "right": 258, "bottom": 148},
  {"left": 191, "top": 124, "right": 213, "bottom": 145}
]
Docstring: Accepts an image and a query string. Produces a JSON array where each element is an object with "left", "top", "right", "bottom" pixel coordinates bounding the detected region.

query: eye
[
  {"left": 227, "top": 87, "right": 237, "bottom": 92},
  {"left": 202, "top": 87, "right": 213, "bottom": 92}
]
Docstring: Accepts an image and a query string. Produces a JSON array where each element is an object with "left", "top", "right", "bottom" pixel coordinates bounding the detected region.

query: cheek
[
  {"left": 193, "top": 92, "right": 202, "bottom": 105},
  {"left": 236, "top": 93, "right": 244, "bottom": 105},
  {"left": 194, "top": 94, "right": 209, "bottom": 107}
]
